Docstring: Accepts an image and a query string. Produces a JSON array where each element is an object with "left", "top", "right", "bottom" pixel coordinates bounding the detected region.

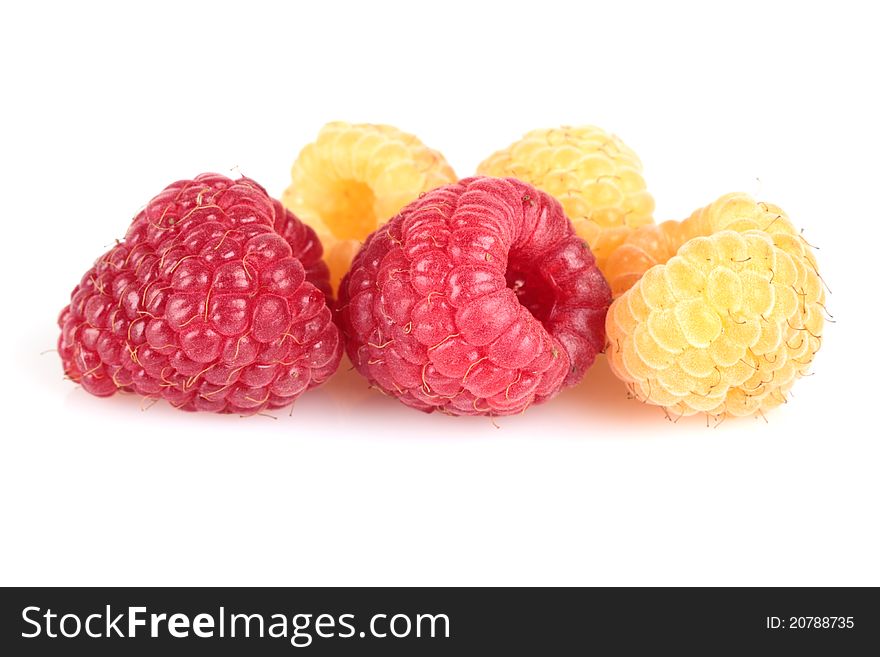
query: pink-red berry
[
  {"left": 337, "top": 176, "right": 612, "bottom": 416},
  {"left": 58, "top": 173, "right": 342, "bottom": 414}
]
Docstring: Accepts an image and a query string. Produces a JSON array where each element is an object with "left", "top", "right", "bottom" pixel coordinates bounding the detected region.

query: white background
[{"left": 1, "top": 0, "right": 878, "bottom": 586}]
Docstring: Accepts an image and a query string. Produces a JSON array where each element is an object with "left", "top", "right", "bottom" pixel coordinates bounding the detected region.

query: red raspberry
[
  {"left": 58, "top": 173, "right": 343, "bottom": 414},
  {"left": 337, "top": 176, "right": 611, "bottom": 415}
]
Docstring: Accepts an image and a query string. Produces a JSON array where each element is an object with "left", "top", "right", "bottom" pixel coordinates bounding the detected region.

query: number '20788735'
[{"left": 766, "top": 617, "right": 854, "bottom": 629}]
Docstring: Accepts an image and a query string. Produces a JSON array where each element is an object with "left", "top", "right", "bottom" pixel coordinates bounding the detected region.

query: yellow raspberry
[
  {"left": 282, "top": 122, "right": 456, "bottom": 290},
  {"left": 476, "top": 125, "right": 655, "bottom": 270},
  {"left": 605, "top": 193, "right": 826, "bottom": 419}
]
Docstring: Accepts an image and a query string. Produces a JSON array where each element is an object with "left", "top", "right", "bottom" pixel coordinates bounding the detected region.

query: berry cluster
[{"left": 59, "top": 123, "right": 825, "bottom": 421}]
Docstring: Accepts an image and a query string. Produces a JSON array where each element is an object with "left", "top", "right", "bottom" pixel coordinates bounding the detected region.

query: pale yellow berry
[
  {"left": 282, "top": 122, "right": 456, "bottom": 290},
  {"left": 476, "top": 126, "right": 655, "bottom": 270},
  {"left": 605, "top": 193, "right": 825, "bottom": 419}
]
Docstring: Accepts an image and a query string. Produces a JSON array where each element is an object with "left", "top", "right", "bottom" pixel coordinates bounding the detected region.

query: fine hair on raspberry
[
  {"left": 338, "top": 176, "right": 612, "bottom": 416},
  {"left": 58, "top": 173, "right": 343, "bottom": 414}
]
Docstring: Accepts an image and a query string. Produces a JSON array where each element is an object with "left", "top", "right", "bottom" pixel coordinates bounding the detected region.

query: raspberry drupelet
[
  {"left": 58, "top": 173, "right": 342, "bottom": 414},
  {"left": 337, "top": 177, "right": 612, "bottom": 416}
]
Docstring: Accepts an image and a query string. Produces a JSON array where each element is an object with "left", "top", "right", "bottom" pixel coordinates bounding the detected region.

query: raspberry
[
  {"left": 58, "top": 173, "right": 343, "bottom": 414},
  {"left": 605, "top": 193, "right": 825, "bottom": 418},
  {"left": 603, "top": 219, "right": 695, "bottom": 297},
  {"left": 337, "top": 176, "right": 611, "bottom": 416},
  {"left": 282, "top": 122, "right": 457, "bottom": 291},
  {"left": 476, "top": 125, "right": 655, "bottom": 271}
]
